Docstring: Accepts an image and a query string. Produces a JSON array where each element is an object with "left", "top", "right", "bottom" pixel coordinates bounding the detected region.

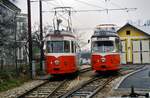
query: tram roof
[
  {"left": 91, "top": 30, "right": 119, "bottom": 38},
  {"left": 46, "top": 30, "right": 75, "bottom": 38}
]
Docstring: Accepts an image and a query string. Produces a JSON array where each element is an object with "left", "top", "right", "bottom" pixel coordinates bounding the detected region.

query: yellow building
[{"left": 117, "top": 23, "right": 150, "bottom": 64}]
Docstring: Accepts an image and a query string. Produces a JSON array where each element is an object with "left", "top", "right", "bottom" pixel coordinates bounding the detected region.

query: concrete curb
[{"left": 114, "top": 66, "right": 147, "bottom": 90}]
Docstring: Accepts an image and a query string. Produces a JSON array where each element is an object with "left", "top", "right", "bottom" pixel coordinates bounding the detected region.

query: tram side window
[
  {"left": 64, "top": 41, "right": 70, "bottom": 53},
  {"left": 71, "top": 41, "right": 75, "bottom": 53}
]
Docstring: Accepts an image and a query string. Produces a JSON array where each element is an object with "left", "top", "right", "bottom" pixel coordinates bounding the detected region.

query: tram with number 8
[{"left": 91, "top": 24, "right": 121, "bottom": 72}]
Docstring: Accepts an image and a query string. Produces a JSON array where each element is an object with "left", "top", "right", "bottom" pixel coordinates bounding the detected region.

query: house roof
[
  {"left": 117, "top": 23, "right": 150, "bottom": 36},
  {"left": 0, "top": 0, "right": 21, "bottom": 12}
]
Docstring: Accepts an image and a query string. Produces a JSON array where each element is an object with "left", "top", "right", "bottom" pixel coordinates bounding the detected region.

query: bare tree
[{"left": 31, "top": 23, "right": 53, "bottom": 59}]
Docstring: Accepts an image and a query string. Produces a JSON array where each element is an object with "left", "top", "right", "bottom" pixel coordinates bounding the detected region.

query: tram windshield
[
  {"left": 92, "top": 41, "right": 114, "bottom": 52},
  {"left": 46, "top": 41, "right": 70, "bottom": 53}
]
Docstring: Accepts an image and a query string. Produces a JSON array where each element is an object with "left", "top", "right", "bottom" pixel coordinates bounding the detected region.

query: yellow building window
[{"left": 126, "top": 30, "right": 131, "bottom": 35}]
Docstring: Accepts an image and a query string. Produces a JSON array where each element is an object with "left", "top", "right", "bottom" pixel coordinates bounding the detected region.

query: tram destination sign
[
  {"left": 97, "top": 37, "right": 109, "bottom": 40},
  {"left": 94, "top": 30, "right": 116, "bottom": 36},
  {"left": 51, "top": 36, "right": 64, "bottom": 40}
]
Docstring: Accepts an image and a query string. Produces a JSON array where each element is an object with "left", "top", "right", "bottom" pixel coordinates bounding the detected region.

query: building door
[
  {"left": 141, "top": 40, "right": 150, "bottom": 63},
  {"left": 132, "top": 40, "right": 141, "bottom": 64},
  {"left": 121, "top": 40, "right": 127, "bottom": 64}
]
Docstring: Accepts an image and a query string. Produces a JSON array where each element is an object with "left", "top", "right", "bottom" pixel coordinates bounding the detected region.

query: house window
[
  {"left": 17, "top": 47, "right": 24, "bottom": 60},
  {"left": 126, "top": 30, "right": 130, "bottom": 35}
]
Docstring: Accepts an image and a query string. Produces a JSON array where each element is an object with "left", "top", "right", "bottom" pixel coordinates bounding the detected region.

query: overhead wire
[
  {"left": 45, "top": 1, "right": 60, "bottom": 7},
  {"left": 41, "top": 0, "right": 137, "bottom": 31},
  {"left": 56, "top": 0, "right": 91, "bottom": 40},
  {"left": 108, "top": 0, "right": 135, "bottom": 22},
  {"left": 42, "top": 0, "right": 61, "bottom": 30},
  {"left": 58, "top": 0, "right": 73, "bottom": 30},
  {"left": 74, "top": 0, "right": 105, "bottom": 9},
  {"left": 41, "top": 0, "right": 89, "bottom": 30},
  {"left": 42, "top": 8, "right": 137, "bottom": 13}
]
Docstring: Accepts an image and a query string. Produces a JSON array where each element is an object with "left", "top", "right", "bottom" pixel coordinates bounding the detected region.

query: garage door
[
  {"left": 121, "top": 40, "right": 126, "bottom": 64},
  {"left": 141, "top": 40, "right": 150, "bottom": 63},
  {"left": 132, "top": 40, "right": 141, "bottom": 64}
]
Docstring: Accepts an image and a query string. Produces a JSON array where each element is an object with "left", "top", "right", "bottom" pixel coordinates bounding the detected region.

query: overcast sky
[
  {"left": 15, "top": 0, "right": 150, "bottom": 50},
  {"left": 16, "top": 0, "right": 150, "bottom": 26}
]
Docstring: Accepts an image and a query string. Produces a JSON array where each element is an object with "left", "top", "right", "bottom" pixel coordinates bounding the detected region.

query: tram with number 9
[{"left": 91, "top": 24, "right": 121, "bottom": 72}]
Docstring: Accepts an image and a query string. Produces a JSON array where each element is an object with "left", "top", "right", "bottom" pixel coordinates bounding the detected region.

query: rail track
[
  {"left": 59, "top": 75, "right": 118, "bottom": 98},
  {"left": 48, "top": 67, "right": 93, "bottom": 98},
  {"left": 17, "top": 65, "right": 145, "bottom": 98},
  {"left": 17, "top": 67, "right": 91, "bottom": 98},
  {"left": 17, "top": 80, "right": 66, "bottom": 98},
  {"left": 59, "top": 65, "right": 146, "bottom": 98}
]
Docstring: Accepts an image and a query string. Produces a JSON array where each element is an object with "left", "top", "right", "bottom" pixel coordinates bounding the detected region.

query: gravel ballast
[{"left": 0, "top": 80, "right": 45, "bottom": 98}]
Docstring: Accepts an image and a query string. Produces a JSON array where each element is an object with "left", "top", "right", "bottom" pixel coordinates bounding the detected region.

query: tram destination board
[
  {"left": 94, "top": 30, "right": 115, "bottom": 34},
  {"left": 97, "top": 37, "right": 109, "bottom": 40},
  {"left": 94, "top": 30, "right": 117, "bottom": 36}
]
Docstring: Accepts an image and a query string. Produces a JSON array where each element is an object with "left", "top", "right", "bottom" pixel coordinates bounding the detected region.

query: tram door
[{"left": 121, "top": 40, "right": 127, "bottom": 64}]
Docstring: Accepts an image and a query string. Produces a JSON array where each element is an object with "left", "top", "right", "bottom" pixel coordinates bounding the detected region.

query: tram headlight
[
  {"left": 101, "top": 57, "right": 106, "bottom": 62},
  {"left": 54, "top": 60, "right": 60, "bottom": 65}
]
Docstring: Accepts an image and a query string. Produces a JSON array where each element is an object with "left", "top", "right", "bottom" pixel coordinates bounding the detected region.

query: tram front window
[
  {"left": 92, "top": 41, "right": 114, "bottom": 52},
  {"left": 47, "top": 41, "right": 70, "bottom": 53}
]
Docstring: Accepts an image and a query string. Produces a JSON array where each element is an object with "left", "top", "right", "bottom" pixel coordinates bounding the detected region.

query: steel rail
[
  {"left": 46, "top": 80, "right": 67, "bottom": 98},
  {"left": 60, "top": 65, "right": 144, "bottom": 98},
  {"left": 24, "top": 81, "right": 65, "bottom": 98},
  {"left": 47, "top": 67, "right": 92, "bottom": 98},
  {"left": 59, "top": 77, "right": 103, "bottom": 98},
  {"left": 17, "top": 80, "right": 49, "bottom": 98},
  {"left": 17, "top": 67, "right": 91, "bottom": 98}
]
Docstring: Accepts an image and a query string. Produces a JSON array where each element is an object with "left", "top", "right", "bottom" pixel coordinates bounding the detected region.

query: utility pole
[
  {"left": 39, "top": 0, "right": 44, "bottom": 73},
  {"left": 14, "top": 13, "right": 18, "bottom": 77},
  {"left": 27, "top": 0, "right": 33, "bottom": 79}
]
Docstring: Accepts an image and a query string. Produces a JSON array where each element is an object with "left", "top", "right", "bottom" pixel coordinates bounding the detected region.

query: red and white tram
[
  {"left": 44, "top": 30, "right": 79, "bottom": 75},
  {"left": 91, "top": 24, "right": 121, "bottom": 72}
]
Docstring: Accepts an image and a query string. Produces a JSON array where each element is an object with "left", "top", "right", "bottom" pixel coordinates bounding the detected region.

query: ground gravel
[{"left": 0, "top": 80, "right": 45, "bottom": 98}]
